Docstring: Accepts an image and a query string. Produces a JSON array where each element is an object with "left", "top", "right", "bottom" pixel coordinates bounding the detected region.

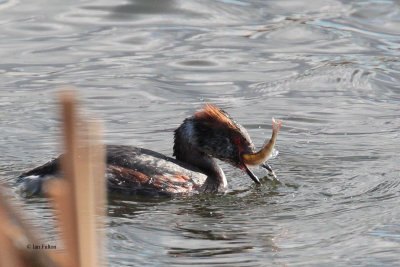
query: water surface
[{"left": 1, "top": 0, "right": 400, "bottom": 266}]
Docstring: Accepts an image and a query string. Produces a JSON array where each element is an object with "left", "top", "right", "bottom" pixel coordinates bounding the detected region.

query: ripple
[
  {"left": 177, "top": 59, "right": 217, "bottom": 67},
  {"left": 249, "top": 64, "right": 385, "bottom": 101},
  {"left": 369, "top": 224, "right": 400, "bottom": 242},
  {"left": 349, "top": 1, "right": 400, "bottom": 37},
  {"left": 0, "top": 0, "right": 18, "bottom": 11},
  {"left": 344, "top": 176, "right": 400, "bottom": 203},
  {"left": 2, "top": 0, "right": 400, "bottom": 266}
]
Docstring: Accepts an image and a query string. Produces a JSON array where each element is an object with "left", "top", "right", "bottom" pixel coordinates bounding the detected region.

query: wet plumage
[{"left": 18, "top": 104, "right": 281, "bottom": 197}]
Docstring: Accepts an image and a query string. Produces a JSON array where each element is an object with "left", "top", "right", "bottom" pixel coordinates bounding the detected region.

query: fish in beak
[{"left": 241, "top": 118, "right": 282, "bottom": 182}]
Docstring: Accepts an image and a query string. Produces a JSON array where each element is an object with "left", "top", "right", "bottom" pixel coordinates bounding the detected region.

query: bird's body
[{"left": 18, "top": 104, "right": 281, "bottom": 197}]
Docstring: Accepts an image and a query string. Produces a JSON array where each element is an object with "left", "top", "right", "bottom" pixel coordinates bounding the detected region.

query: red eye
[{"left": 234, "top": 136, "right": 241, "bottom": 145}]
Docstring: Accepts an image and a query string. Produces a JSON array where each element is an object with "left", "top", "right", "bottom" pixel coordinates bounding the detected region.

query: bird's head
[{"left": 174, "top": 104, "right": 281, "bottom": 184}]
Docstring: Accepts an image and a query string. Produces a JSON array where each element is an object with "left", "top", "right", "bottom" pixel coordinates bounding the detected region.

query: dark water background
[{"left": 1, "top": 0, "right": 400, "bottom": 266}]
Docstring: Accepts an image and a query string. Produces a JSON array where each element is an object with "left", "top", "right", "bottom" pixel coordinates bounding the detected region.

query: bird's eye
[{"left": 233, "top": 136, "right": 241, "bottom": 145}]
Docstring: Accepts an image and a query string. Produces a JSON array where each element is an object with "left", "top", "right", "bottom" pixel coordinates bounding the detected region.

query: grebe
[{"left": 18, "top": 104, "right": 282, "bottom": 196}]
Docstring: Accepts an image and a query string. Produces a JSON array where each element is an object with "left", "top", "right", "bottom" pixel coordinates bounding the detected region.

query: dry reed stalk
[
  {"left": 87, "top": 120, "right": 107, "bottom": 264},
  {"left": 50, "top": 90, "right": 106, "bottom": 267},
  {"left": 0, "top": 200, "right": 25, "bottom": 267},
  {"left": 46, "top": 179, "right": 77, "bottom": 267},
  {"left": 0, "top": 184, "right": 60, "bottom": 267},
  {"left": 0, "top": 89, "right": 106, "bottom": 267}
]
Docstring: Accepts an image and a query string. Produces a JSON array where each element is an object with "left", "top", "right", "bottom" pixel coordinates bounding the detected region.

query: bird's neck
[{"left": 173, "top": 121, "right": 227, "bottom": 192}]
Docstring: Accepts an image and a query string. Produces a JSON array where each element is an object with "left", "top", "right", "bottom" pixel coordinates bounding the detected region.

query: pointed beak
[
  {"left": 241, "top": 163, "right": 261, "bottom": 184},
  {"left": 261, "top": 162, "right": 273, "bottom": 173}
]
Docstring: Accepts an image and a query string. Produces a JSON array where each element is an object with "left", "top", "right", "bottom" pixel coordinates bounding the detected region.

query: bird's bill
[{"left": 241, "top": 163, "right": 261, "bottom": 184}]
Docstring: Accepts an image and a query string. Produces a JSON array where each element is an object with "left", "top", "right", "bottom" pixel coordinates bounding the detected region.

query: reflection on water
[{"left": 1, "top": 0, "right": 400, "bottom": 266}]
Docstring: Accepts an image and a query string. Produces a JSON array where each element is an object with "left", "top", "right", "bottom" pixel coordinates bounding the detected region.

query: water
[{"left": 1, "top": 0, "right": 400, "bottom": 265}]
